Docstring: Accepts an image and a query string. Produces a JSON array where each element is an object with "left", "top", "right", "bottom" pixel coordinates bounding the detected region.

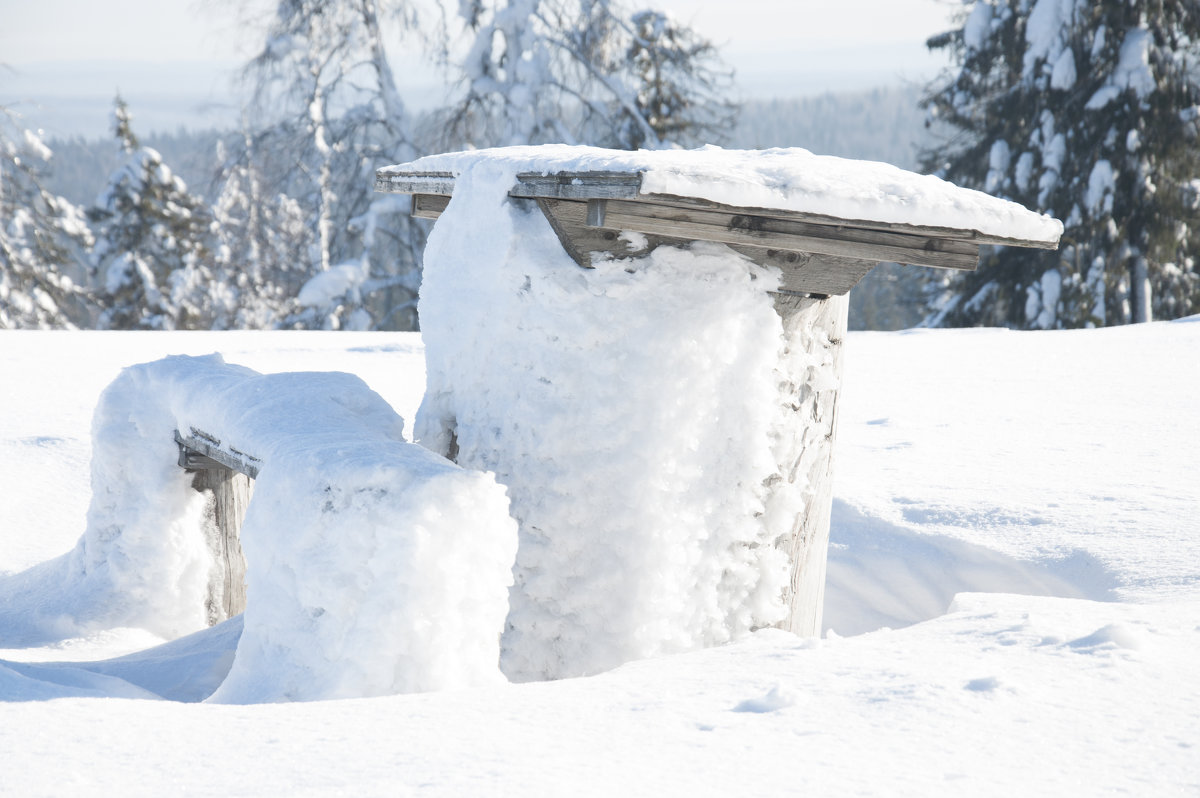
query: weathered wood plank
[
  {"left": 626, "top": 198, "right": 979, "bottom": 256},
  {"left": 420, "top": 189, "right": 890, "bottom": 295},
  {"left": 376, "top": 168, "right": 1060, "bottom": 250},
  {"left": 590, "top": 198, "right": 980, "bottom": 271},
  {"left": 175, "top": 429, "right": 261, "bottom": 479},
  {"left": 642, "top": 192, "right": 1061, "bottom": 251},
  {"left": 378, "top": 170, "right": 644, "bottom": 201},
  {"left": 191, "top": 467, "right": 252, "bottom": 624},
  {"left": 536, "top": 198, "right": 665, "bottom": 266},
  {"left": 413, "top": 193, "right": 449, "bottom": 219},
  {"left": 537, "top": 199, "right": 877, "bottom": 295},
  {"left": 732, "top": 247, "right": 878, "bottom": 297},
  {"left": 375, "top": 171, "right": 457, "bottom": 196},
  {"left": 175, "top": 429, "right": 256, "bottom": 623},
  {"left": 511, "top": 172, "right": 643, "bottom": 200},
  {"left": 542, "top": 196, "right": 979, "bottom": 270},
  {"left": 421, "top": 188, "right": 965, "bottom": 276}
]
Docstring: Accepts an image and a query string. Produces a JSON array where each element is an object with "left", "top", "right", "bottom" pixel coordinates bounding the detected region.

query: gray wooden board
[
  {"left": 175, "top": 429, "right": 261, "bottom": 479},
  {"left": 380, "top": 168, "right": 1073, "bottom": 294},
  {"left": 378, "top": 171, "right": 643, "bottom": 201},
  {"left": 192, "top": 466, "right": 251, "bottom": 623},
  {"left": 537, "top": 198, "right": 696, "bottom": 266},
  {"left": 414, "top": 192, "right": 889, "bottom": 295},
  {"left": 744, "top": 248, "right": 878, "bottom": 297},
  {"left": 376, "top": 168, "right": 1059, "bottom": 250},
  {"left": 643, "top": 192, "right": 1059, "bottom": 251},
  {"left": 413, "top": 193, "right": 449, "bottom": 219},
  {"left": 539, "top": 197, "right": 976, "bottom": 274}
]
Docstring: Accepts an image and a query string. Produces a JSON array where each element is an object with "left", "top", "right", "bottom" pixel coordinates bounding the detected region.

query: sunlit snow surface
[{"left": 1, "top": 324, "right": 1198, "bottom": 795}]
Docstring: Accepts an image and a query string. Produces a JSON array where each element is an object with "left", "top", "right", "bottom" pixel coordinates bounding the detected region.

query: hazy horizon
[{"left": 2, "top": 0, "right": 953, "bottom": 139}]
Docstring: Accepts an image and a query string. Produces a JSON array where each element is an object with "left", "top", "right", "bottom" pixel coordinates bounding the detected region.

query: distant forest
[
  {"left": 39, "top": 86, "right": 933, "bottom": 331},
  {"left": 732, "top": 86, "right": 928, "bottom": 169},
  {"left": 46, "top": 86, "right": 931, "bottom": 206}
]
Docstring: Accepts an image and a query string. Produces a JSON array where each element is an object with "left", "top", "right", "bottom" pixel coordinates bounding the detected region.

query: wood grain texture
[
  {"left": 537, "top": 198, "right": 673, "bottom": 267},
  {"left": 192, "top": 467, "right": 252, "bottom": 624},
  {"left": 176, "top": 430, "right": 256, "bottom": 623},
  {"left": 376, "top": 167, "right": 1060, "bottom": 250},
  {"left": 590, "top": 198, "right": 980, "bottom": 271},
  {"left": 400, "top": 178, "right": 988, "bottom": 293},
  {"left": 539, "top": 199, "right": 891, "bottom": 295},
  {"left": 175, "top": 429, "right": 261, "bottom": 479},
  {"left": 640, "top": 191, "right": 1060, "bottom": 250},
  {"left": 413, "top": 193, "right": 449, "bottom": 219}
]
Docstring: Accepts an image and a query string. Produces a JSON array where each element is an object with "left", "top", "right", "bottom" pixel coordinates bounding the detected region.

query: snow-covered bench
[
  {"left": 72, "top": 355, "right": 517, "bottom": 701},
  {"left": 376, "top": 145, "right": 1061, "bottom": 681}
]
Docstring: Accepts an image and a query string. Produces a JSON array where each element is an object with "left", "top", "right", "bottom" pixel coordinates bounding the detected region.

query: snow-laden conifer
[
  {"left": 621, "top": 10, "right": 736, "bottom": 149},
  {"left": 440, "top": 0, "right": 736, "bottom": 149},
  {"left": 89, "top": 97, "right": 222, "bottom": 330},
  {"left": 238, "top": 0, "right": 425, "bottom": 330},
  {"left": 922, "top": 0, "right": 1200, "bottom": 328},
  {"left": 0, "top": 107, "right": 94, "bottom": 329},
  {"left": 209, "top": 132, "right": 312, "bottom": 329}
]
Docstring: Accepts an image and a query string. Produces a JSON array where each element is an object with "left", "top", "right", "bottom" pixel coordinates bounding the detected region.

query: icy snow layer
[
  {"left": 1, "top": 324, "right": 1199, "bottom": 794},
  {"left": 0, "top": 349, "right": 517, "bottom": 701},
  {"left": 415, "top": 160, "right": 791, "bottom": 680},
  {"left": 382, "top": 144, "right": 1064, "bottom": 244}
]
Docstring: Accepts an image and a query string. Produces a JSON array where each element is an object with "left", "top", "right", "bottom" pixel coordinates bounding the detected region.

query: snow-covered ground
[{"left": 1, "top": 323, "right": 1198, "bottom": 795}]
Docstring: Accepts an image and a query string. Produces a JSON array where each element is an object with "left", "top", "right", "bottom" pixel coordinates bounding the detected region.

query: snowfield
[{"left": 1, "top": 322, "right": 1198, "bottom": 795}]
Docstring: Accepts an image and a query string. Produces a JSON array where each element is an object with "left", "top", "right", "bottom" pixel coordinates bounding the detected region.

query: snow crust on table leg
[
  {"left": 770, "top": 293, "right": 848, "bottom": 636},
  {"left": 415, "top": 161, "right": 793, "bottom": 682}
]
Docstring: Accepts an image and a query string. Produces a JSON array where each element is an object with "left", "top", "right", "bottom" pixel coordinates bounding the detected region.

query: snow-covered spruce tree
[
  {"left": 209, "top": 131, "right": 313, "bottom": 328},
  {"left": 621, "top": 10, "right": 736, "bottom": 150},
  {"left": 441, "top": 0, "right": 736, "bottom": 149},
  {"left": 89, "top": 97, "right": 222, "bottom": 330},
  {"left": 239, "top": 0, "right": 425, "bottom": 330},
  {"left": 0, "top": 107, "right": 95, "bottom": 329},
  {"left": 921, "top": 0, "right": 1200, "bottom": 328}
]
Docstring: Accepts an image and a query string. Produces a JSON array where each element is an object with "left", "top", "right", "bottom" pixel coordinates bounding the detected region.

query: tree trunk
[{"left": 1132, "top": 256, "right": 1152, "bottom": 324}]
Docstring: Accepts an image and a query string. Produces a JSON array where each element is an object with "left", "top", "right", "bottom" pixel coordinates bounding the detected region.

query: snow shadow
[
  {"left": 0, "top": 617, "right": 241, "bottom": 702},
  {"left": 824, "top": 499, "right": 1119, "bottom": 637},
  {"left": 1, "top": 497, "right": 1125, "bottom": 701}
]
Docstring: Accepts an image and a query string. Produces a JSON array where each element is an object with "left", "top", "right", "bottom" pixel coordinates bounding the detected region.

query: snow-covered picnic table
[
  {"left": 372, "top": 145, "right": 1061, "bottom": 680},
  {"left": 377, "top": 144, "right": 1062, "bottom": 295},
  {"left": 0, "top": 145, "right": 1066, "bottom": 701}
]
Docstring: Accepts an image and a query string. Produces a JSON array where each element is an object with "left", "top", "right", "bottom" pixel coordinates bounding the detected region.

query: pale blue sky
[{"left": 1, "top": 0, "right": 959, "bottom": 136}]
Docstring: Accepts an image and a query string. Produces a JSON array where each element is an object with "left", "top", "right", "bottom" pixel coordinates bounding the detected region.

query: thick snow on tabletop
[{"left": 381, "top": 144, "right": 1064, "bottom": 244}]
